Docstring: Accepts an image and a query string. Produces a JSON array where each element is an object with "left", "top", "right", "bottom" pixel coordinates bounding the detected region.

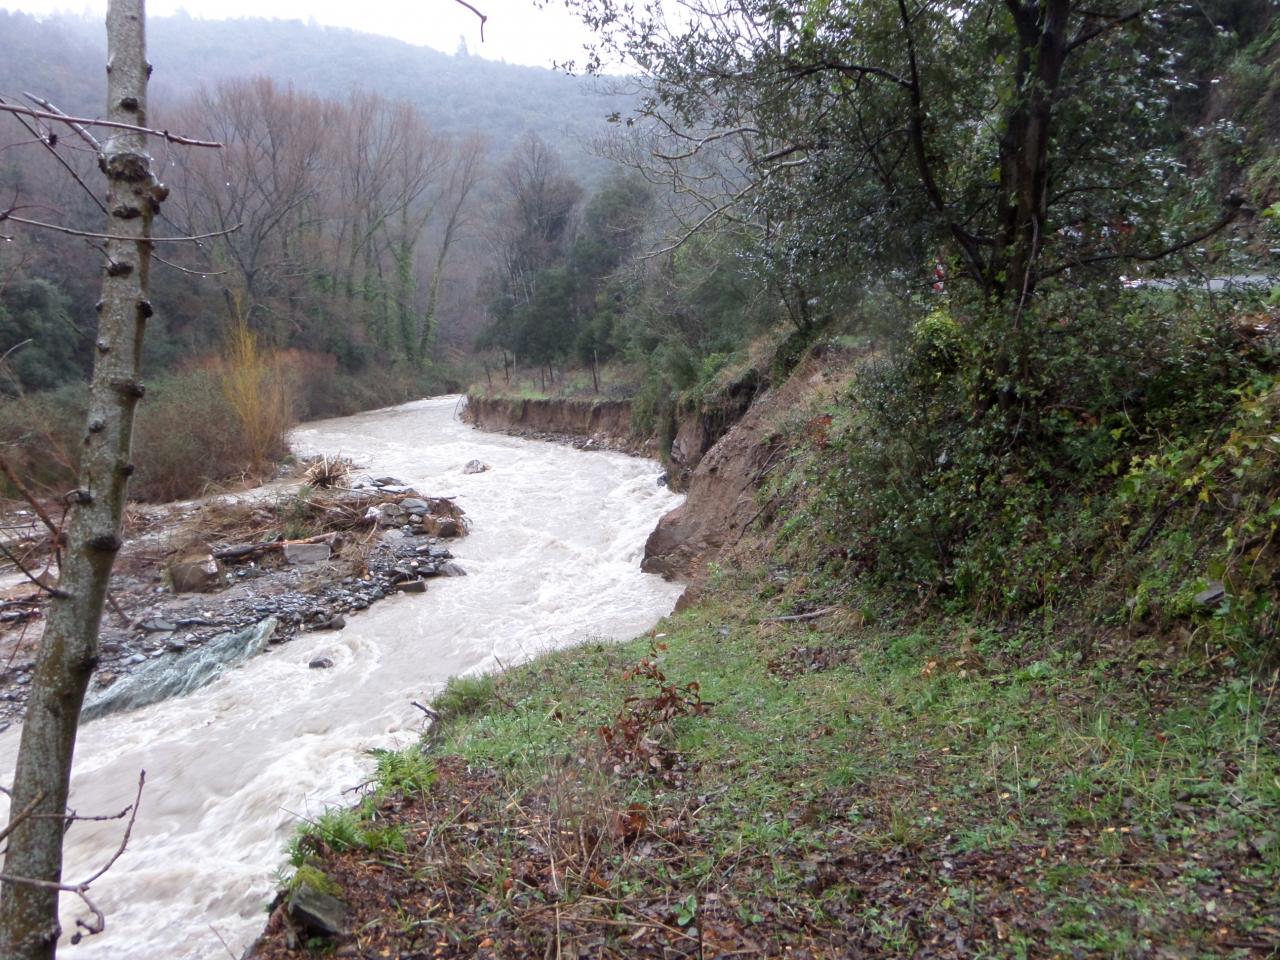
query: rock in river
[
  {"left": 82, "top": 618, "right": 278, "bottom": 722},
  {"left": 168, "top": 549, "right": 224, "bottom": 593}
]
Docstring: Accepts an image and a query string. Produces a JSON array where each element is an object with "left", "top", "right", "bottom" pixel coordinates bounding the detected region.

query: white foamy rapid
[{"left": 0, "top": 395, "right": 684, "bottom": 958}]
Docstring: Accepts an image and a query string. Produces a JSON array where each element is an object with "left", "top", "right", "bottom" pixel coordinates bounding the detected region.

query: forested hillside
[
  {"left": 0, "top": 11, "right": 627, "bottom": 166},
  {"left": 0, "top": 9, "right": 628, "bottom": 373},
  {"left": 0, "top": 11, "right": 643, "bottom": 496}
]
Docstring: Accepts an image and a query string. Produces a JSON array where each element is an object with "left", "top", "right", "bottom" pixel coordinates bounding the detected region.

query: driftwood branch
[{"left": 212, "top": 531, "right": 337, "bottom": 562}]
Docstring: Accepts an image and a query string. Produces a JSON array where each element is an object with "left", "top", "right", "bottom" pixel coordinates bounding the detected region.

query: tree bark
[{"left": 0, "top": 2, "right": 157, "bottom": 955}]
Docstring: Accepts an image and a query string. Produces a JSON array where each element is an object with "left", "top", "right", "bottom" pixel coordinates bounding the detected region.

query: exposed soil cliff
[
  {"left": 463, "top": 349, "right": 851, "bottom": 599},
  {"left": 642, "top": 348, "right": 852, "bottom": 594},
  {"left": 462, "top": 396, "right": 650, "bottom": 456},
  {"left": 664, "top": 369, "right": 764, "bottom": 489}
]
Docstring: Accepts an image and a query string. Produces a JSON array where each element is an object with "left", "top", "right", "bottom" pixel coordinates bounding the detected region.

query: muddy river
[{"left": 0, "top": 395, "right": 683, "bottom": 958}]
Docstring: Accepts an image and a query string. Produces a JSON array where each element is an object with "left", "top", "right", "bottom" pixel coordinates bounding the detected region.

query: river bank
[
  {"left": 251, "top": 354, "right": 1280, "bottom": 958},
  {"left": 0, "top": 395, "right": 685, "bottom": 959},
  {"left": 253, "top": 584, "right": 1280, "bottom": 959}
]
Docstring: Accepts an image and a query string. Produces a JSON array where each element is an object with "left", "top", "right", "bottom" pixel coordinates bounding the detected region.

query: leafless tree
[{"left": 0, "top": 3, "right": 218, "bottom": 955}]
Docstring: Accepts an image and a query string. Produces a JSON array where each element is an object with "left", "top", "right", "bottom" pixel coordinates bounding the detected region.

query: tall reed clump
[{"left": 215, "top": 309, "right": 296, "bottom": 473}]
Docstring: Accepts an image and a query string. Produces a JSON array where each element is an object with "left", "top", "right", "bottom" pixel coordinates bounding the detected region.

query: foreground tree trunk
[{"left": 0, "top": 1, "right": 157, "bottom": 955}]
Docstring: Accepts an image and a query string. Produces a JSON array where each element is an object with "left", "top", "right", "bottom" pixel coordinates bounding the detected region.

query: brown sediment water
[{"left": 0, "top": 395, "right": 684, "bottom": 958}]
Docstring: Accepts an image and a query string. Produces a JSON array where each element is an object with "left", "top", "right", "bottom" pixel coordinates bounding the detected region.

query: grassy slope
[
  {"left": 253, "top": 355, "right": 1280, "bottom": 959},
  {"left": 255, "top": 587, "right": 1278, "bottom": 958}
]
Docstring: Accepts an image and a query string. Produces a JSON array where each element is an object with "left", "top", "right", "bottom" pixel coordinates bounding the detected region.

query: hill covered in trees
[
  {"left": 0, "top": 10, "right": 628, "bottom": 178},
  {"left": 0, "top": 10, "right": 646, "bottom": 498}
]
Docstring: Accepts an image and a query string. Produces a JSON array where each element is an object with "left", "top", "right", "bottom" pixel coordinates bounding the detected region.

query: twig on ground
[
  {"left": 761, "top": 606, "right": 838, "bottom": 624},
  {"left": 411, "top": 701, "right": 441, "bottom": 722}
]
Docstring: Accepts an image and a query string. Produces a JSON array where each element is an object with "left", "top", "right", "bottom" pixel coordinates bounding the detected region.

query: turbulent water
[{"left": 0, "top": 396, "right": 684, "bottom": 958}]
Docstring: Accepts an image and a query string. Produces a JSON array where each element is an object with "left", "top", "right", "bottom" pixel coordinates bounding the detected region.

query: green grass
[
  {"left": 263, "top": 572, "right": 1279, "bottom": 955},
  {"left": 411, "top": 586, "right": 1280, "bottom": 951}
]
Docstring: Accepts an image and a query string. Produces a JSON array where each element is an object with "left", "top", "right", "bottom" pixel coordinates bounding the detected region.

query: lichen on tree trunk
[{"left": 0, "top": 1, "right": 158, "bottom": 955}]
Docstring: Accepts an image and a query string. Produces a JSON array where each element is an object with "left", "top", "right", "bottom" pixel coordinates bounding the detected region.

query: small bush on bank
[
  {"left": 432, "top": 673, "right": 497, "bottom": 721},
  {"left": 1, "top": 367, "right": 292, "bottom": 503},
  {"left": 0, "top": 383, "right": 85, "bottom": 494},
  {"left": 214, "top": 322, "right": 295, "bottom": 473},
  {"left": 0, "top": 347, "right": 456, "bottom": 503}
]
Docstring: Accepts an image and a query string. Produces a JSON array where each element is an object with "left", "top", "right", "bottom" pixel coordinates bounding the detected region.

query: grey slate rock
[
  {"left": 283, "top": 542, "right": 331, "bottom": 565},
  {"left": 287, "top": 883, "right": 347, "bottom": 937},
  {"left": 1195, "top": 581, "right": 1227, "bottom": 606}
]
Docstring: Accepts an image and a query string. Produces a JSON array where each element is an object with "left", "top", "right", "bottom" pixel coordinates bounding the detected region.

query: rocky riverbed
[{"left": 0, "top": 466, "right": 475, "bottom": 729}]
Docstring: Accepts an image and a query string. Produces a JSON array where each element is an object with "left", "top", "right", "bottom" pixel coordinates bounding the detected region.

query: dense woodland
[{"left": 0, "top": 11, "right": 631, "bottom": 384}]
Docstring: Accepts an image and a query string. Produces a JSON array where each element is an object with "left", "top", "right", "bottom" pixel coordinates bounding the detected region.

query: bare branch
[
  {"left": 0, "top": 792, "right": 45, "bottom": 846},
  {"left": 652, "top": 126, "right": 761, "bottom": 162},
  {"left": 1039, "top": 200, "right": 1243, "bottom": 281},
  {"left": 0, "top": 101, "right": 221, "bottom": 148},
  {"left": 0, "top": 771, "right": 145, "bottom": 945},
  {"left": 153, "top": 254, "right": 230, "bottom": 278},
  {"left": 77, "top": 772, "right": 145, "bottom": 888},
  {"left": 0, "top": 457, "right": 60, "bottom": 540},
  {"left": 453, "top": 0, "right": 488, "bottom": 42},
  {"left": 1068, "top": 5, "right": 1149, "bottom": 51},
  {"left": 0, "top": 543, "right": 67, "bottom": 599},
  {"left": 641, "top": 179, "right": 760, "bottom": 259},
  {"left": 0, "top": 97, "right": 108, "bottom": 215},
  {"left": 783, "top": 59, "right": 912, "bottom": 90},
  {"left": 22, "top": 94, "right": 102, "bottom": 150},
  {"left": 0, "top": 211, "right": 241, "bottom": 243}
]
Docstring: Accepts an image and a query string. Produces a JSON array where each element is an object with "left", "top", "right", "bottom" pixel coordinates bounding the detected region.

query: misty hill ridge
[{"left": 0, "top": 11, "right": 626, "bottom": 174}]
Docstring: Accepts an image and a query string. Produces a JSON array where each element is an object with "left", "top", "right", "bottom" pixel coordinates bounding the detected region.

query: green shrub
[
  {"left": 804, "top": 285, "right": 1276, "bottom": 633},
  {"left": 368, "top": 747, "right": 436, "bottom": 794},
  {"left": 432, "top": 673, "right": 497, "bottom": 721}
]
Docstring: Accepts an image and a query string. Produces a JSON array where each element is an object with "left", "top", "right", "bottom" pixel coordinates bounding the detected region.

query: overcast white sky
[{"left": 0, "top": 0, "right": 604, "bottom": 68}]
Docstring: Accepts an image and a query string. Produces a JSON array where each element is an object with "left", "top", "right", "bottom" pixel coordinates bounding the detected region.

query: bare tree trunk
[{"left": 0, "top": 2, "right": 157, "bottom": 955}]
